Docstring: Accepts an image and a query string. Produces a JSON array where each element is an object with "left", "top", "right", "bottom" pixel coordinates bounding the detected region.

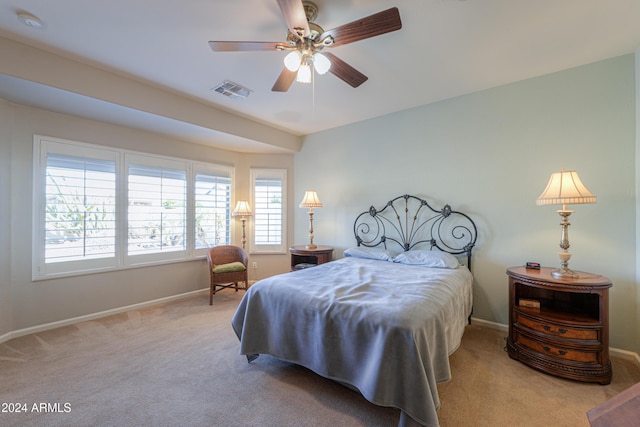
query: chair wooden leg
[{"left": 210, "top": 283, "right": 214, "bottom": 305}]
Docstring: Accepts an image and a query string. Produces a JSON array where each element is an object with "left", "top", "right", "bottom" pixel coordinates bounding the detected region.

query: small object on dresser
[
  {"left": 519, "top": 298, "right": 541, "bottom": 309},
  {"left": 525, "top": 262, "right": 541, "bottom": 269}
]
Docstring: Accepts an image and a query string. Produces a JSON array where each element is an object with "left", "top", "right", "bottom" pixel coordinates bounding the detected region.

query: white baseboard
[
  {"left": 610, "top": 347, "right": 640, "bottom": 367},
  {"left": 470, "top": 317, "right": 640, "bottom": 369},
  {"left": 471, "top": 317, "right": 508, "bottom": 332},
  {"left": 0, "top": 288, "right": 208, "bottom": 344}
]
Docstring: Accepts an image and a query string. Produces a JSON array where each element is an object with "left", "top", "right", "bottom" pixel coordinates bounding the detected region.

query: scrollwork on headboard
[{"left": 353, "top": 194, "right": 478, "bottom": 268}]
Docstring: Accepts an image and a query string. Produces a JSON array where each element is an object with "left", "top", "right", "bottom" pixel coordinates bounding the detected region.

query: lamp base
[
  {"left": 551, "top": 268, "right": 579, "bottom": 279},
  {"left": 553, "top": 250, "right": 578, "bottom": 278},
  {"left": 305, "top": 244, "right": 317, "bottom": 250}
]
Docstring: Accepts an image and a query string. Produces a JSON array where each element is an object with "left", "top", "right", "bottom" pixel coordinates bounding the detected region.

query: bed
[{"left": 231, "top": 194, "right": 478, "bottom": 427}]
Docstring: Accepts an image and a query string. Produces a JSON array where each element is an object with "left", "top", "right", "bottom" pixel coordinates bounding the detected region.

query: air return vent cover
[{"left": 211, "top": 81, "right": 252, "bottom": 99}]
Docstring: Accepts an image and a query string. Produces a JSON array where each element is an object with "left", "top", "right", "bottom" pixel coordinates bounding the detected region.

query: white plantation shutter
[
  {"left": 45, "top": 153, "right": 117, "bottom": 263},
  {"left": 251, "top": 169, "right": 287, "bottom": 253},
  {"left": 254, "top": 178, "right": 282, "bottom": 244},
  {"left": 194, "top": 171, "right": 231, "bottom": 249},
  {"left": 33, "top": 136, "right": 240, "bottom": 279},
  {"left": 127, "top": 159, "right": 187, "bottom": 257}
]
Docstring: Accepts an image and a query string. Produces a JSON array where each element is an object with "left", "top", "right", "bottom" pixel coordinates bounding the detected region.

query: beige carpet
[{"left": 1, "top": 291, "right": 638, "bottom": 427}]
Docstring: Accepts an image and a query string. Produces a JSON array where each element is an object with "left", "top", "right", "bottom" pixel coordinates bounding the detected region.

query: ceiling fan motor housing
[
  {"left": 287, "top": 21, "right": 324, "bottom": 45},
  {"left": 302, "top": 1, "right": 318, "bottom": 22},
  {"left": 287, "top": 2, "right": 323, "bottom": 45}
]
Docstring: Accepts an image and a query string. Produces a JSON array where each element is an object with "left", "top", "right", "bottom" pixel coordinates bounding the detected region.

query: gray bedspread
[{"left": 231, "top": 256, "right": 473, "bottom": 427}]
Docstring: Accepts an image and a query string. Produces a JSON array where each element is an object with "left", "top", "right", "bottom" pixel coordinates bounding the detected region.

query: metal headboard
[{"left": 353, "top": 194, "right": 478, "bottom": 269}]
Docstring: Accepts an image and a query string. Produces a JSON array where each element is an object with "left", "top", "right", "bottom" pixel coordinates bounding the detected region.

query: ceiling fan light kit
[
  {"left": 284, "top": 50, "right": 330, "bottom": 77},
  {"left": 209, "top": 0, "right": 402, "bottom": 92}
]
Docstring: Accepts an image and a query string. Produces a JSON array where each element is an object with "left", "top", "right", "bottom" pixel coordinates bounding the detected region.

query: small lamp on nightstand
[
  {"left": 536, "top": 168, "right": 597, "bottom": 278},
  {"left": 232, "top": 200, "right": 253, "bottom": 250},
  {"left": 299, "top": 190, "right": 323, "bottom": 249}
]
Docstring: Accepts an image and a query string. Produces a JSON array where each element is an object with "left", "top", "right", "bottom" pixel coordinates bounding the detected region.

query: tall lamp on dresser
[
  {"left": 507, "top": 168, "right": 611, "bottom": 384},
  {"left": 535, "top": 168, "right": 596, "bottom": 278},
  {"left": 299, "top": 190, "right": 323, "bottom": 249}
]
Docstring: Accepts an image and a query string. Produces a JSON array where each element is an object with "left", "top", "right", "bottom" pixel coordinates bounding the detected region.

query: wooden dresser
[
  {"left": 289, "top": 245, "right": 333, "bottom": 271},
  {"left": 506, "top": 266, "right": 612, "bottom": 384}
]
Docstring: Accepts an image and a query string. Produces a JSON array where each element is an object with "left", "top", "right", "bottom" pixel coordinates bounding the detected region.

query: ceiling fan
[{"left": 208, "top": 0, "right": 402, "bottom": 92}]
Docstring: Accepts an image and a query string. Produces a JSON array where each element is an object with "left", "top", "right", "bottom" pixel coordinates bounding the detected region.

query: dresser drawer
[
  {"left": 515, "top": 311, "right": 599, "bottom": 341},
  {"left": 515, "top": 332, "right": 599, "bottom": 363}
]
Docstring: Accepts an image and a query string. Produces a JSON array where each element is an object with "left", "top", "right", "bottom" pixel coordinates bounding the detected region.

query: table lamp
[
  {"left": 536, "top": 168, "right": 596, "bottom": 278},
  {"left": 299, "top": 190, "right": 322, "bottom": 249},
  {"left": 232, "top": 200, "right": 253, "bottom": 250}
]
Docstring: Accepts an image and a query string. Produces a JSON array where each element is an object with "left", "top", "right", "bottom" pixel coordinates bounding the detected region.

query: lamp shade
[
  {"left": 536, "top": 169, "right": 596, "bottom": 206},
  {"left": 232, "top": 200, "right": 253, "bottom": 216},
  {"left": 313, "top": 52, "right": 331, "bottom": 75},
  {"left": 284, "top": 50, "right": 302, "bottom": 71},
  {"left": 296, "top": 62, "right": 312, "bottom": 83},
  {"left": 299, "top": 190, "right": 323, "bottom": 208}
]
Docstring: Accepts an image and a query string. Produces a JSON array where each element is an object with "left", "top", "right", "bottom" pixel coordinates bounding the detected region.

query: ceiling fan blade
[
  {"left": 276, "top": 0, "right": 310, "bottom": 38},
  {"left": 321, "top": 7, "right": 402, "bottom": 48},
  {"left": 209, "top": 41, "right": 287, "bottom": 52},
  {"left": 272, "top": 67, "right": 297, "bottom": 92},
  {"left": 324, "top": 53, "right": 368, "bottom": 88}
]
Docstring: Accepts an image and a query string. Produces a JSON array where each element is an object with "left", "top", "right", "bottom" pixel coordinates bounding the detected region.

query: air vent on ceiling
[{"left": 211, "top": 81, "right": 252, "bottom": 99}]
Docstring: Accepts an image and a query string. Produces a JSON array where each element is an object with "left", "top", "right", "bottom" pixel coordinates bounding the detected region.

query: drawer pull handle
[
  {"left": 542, "top": 325, "right": 567, "bottom": 334},
  {"left": 542, "top": 346, "right": 567, "bottom": 356}
]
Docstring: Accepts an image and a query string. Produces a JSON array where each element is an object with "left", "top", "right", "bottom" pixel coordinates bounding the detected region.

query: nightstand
[
  {"left": 289, "top": 245, "right": 333, "bottom": 271},
  {"left": 506, "top": 266, "right": 612, "bottom": 384}
]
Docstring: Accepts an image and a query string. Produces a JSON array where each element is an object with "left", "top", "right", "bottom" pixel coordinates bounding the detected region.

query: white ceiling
[{"left": 1, "top": 0, "right": 639, "bottom": 152}]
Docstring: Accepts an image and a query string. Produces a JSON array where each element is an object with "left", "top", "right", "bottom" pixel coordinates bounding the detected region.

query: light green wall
[{"left": 295, "top": 55, "right": 638, "bottom": 353}]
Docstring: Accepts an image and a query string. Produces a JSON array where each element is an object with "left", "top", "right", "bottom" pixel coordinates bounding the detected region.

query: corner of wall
[
  {"left": 0, "top": 99, "right": 14, "bottom": 337},
  {"left": 634, "top": 48, "right": 640, "bottom": 355}
]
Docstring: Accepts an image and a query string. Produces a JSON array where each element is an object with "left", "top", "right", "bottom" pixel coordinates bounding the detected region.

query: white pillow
[
  {"left": 393, "top": 250, "right": 459, "bottom": 268},
  {"left": 344, "top": 246, "right": 394, "bottom": 261}
]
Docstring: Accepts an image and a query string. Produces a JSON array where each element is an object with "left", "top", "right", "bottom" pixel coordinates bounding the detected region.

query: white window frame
[
  {"left": 193, "top": 162, "right": 234, "bottom": 257},
  {"left": 124, "top": 153, "right": 189, "bottom": 266},
  {"left": 33, "top": 137, "right": 120, "bottom": 278},
  {"left": 250, "top": 168, "right": 287, "bottom": 254},
  {"left": 32, "top": 135, "right": 235, "bottom": 280}
]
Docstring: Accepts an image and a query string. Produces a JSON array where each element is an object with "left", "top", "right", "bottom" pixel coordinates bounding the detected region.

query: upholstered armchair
[{"left": 206, "top": 245, "right": 249, "bottom": 305}]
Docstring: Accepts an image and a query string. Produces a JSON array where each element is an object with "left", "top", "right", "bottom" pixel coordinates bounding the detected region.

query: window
[
  {"left": 126, "top": 156, "right": 187, "bottom": 260},
  {"left": 195, "top": 169, "right": 231, "bottom": 250},
  {"left": 33, "top": 135, "right": 234, "bottom": 279},
  {"left": 251, "top": 168, "right": 287, "bottom": 253},
  {"left": 41, "top": 148, "right": 117, "bottom": 271}
]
